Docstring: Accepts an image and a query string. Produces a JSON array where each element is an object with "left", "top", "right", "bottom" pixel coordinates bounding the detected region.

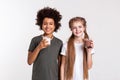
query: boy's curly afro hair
[{"left": 36, "top": 7, "right": 62, "bottom": 32}]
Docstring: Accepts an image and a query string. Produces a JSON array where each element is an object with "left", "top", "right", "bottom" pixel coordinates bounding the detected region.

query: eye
[
  {"left": 43, "top": 22, "right": 47, "bottom": 25},
  {"left": 78, "top": 26, "right": 82, "bottom": 28},
  {"left": 71, "top": 27, "right": 77, "bottom": 30},
  {"left": 49, "top": 23, "right": 54, "bottom": 25}
]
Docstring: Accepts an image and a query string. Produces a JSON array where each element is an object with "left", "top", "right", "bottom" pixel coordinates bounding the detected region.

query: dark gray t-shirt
[{"left": 28, "top": 35, "right": 63, "bottom": 80}]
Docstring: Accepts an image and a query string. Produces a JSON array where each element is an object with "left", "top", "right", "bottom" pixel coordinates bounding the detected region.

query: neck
[
  {"left": 74, "top": 36, "right": 83, "bottom": 43},
  {"left": 43, "top": 33, "right": 54, "bottom": 39}
]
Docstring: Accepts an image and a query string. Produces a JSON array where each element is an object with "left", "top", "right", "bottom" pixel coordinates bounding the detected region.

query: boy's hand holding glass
[{"left": 38, "top": 37, "right": 51, "bottom": 49}]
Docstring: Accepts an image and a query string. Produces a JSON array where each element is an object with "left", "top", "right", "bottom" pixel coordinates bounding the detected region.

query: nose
[
  {"left": 46, "top": 24, "right": 49, "bottom": 27},
  {"left": 76, "top": 27, "right": 79, "bottom": 31}
]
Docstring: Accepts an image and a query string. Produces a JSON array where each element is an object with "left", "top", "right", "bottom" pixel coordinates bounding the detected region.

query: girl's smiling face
[{"left": 71, "top": 21, "right": 85, "bottom": 38}]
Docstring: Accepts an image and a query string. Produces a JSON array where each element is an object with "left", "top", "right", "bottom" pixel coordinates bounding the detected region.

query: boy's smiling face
[{"left": 42, "top": 17, "right": 55, "bottom": 35}]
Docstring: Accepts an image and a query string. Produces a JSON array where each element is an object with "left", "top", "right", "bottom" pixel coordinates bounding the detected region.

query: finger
[
  {"left": 42, "top": 39, "right": 46, "bottom": 42},
  {"left": 91, "top": 44, "right": 94, "bottom": 48}
]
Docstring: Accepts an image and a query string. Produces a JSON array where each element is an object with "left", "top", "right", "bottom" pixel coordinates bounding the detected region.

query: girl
[{"left": 60, "top": 17, "right": 94, "bottom": 80}]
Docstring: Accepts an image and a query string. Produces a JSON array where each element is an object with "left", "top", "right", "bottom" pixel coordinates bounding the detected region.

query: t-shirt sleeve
[
  {"left": 91, "top": 48, "right": 95, "bottom": 55},
  {"left": 58, "top": 41, "right": 63, "bottom": 55},
  {"left": 28, "top": 38, "right": 36, "bottom": 52},
  {"left": 60, "top": 43, "right": 67, "bottom": 56}
]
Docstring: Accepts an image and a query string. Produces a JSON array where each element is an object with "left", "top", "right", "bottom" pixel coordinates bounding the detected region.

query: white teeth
[{"left": 46, "top": 29, "right": 50, "bottom": 31}]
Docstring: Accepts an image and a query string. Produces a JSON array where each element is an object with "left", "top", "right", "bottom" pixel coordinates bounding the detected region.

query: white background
[{"left": 0, "top": 0, "right": 120, "bottom": 80}]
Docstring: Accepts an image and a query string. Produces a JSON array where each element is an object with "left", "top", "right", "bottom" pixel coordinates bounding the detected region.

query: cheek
[
  {"left": 71, "top": 30, "right": 77, "bottom": 34},
  {"left": 41, "top": 25, "right": 45, "bottom": 30},
  {"left": 80, "top": 28, "right": 84, "bottom": 32},
  {"left": 53, "top": 25, "right": 55, "bottom": 29},
  {"left": 82, "top": 27, "right": 85, "bottom": 32},
  {"left": 52, "top": 26, "right": 55, "bottom": 30},
  {"left": 71, "top": 29, "right": 75, "bottom": 32}
]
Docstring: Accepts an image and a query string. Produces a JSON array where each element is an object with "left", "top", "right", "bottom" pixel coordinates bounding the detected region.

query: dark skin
[{"left": 27, "top": 17, "right": 56, "bottom": 65}]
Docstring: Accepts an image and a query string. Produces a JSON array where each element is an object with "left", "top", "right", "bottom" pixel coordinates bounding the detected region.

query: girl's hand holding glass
[{"left": 84, "top": 39, "right": 94, "bottom": 49}]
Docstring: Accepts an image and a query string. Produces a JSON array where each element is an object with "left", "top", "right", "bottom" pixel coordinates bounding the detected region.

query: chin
[
  {"left": 45, "top": 32, "right": 52, "bottom": 35},
  {"left": 75, "top": 34, "right": 81, "bottom": 37},
  {"left": 76, "top": 34, "right": 80, "bottom": 36}
]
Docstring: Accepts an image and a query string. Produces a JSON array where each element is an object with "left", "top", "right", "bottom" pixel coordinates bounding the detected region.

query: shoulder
[
  {"left": 32, "top": 35, "right": 42, "bottom": 39},
  {"left": 31, "top": 35, "right": 42, "bottom": 42},
  {"left": 54, "top": 37, "right": 63, "bottom": 44},
  {"left": 60, "top": 42, "right": 68, "bottom": 56}
]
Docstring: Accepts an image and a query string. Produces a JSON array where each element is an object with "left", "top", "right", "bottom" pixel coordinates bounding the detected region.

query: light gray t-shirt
[{"left": 28, "top": 35, "right": 63, "bottom": 80}]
